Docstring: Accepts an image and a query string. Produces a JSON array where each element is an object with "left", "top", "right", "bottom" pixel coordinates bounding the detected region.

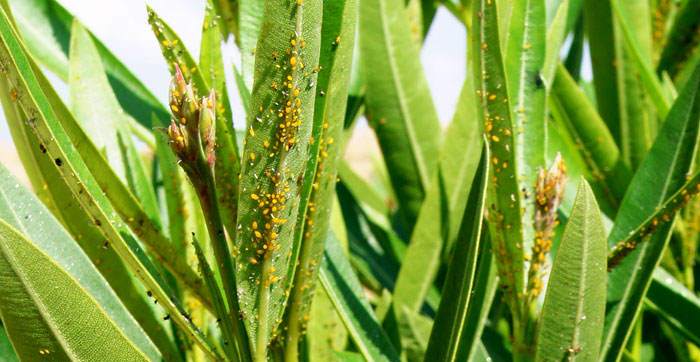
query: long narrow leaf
[
  {"left": 233, "top": 0, "right": 322, "bottom": 356},
  {"left": 0, "top": 219, "right": 151, "bottom": 361},
  {"left": 360, "top": 0, "right": 441, "bottom": 231},
  {"left": 0, "top": 8, "right": 219, "bottom": 358},
  {"left": 646, "top": 268, "right": 700, "bottom": 346},
  {"left": 320, "top": 233, "right": 400, "bottom": 362},
  {"left": 8, "top": 0, "right": 168, "bottom": 127},
  {"left": 550, "top": 64, "right": 630, "bottom": 211},
  {"left": 535, "top": 179, "right": 607, "bottom": 362},
  {"left": 424, "top": 144, "right": 488, "bottom": 362},
  {"left": 284, "top": 0, "right": 357, "bottom": 356},
  {"left": 601, "top": 61, "right": 700, "bottom": 361},
  {"left": 473, "top": 0, "right": 526, "bottom": 315},
  {"left": 0, "top": 163, "right": 165, "bottom": 360},
  {"left": 392, "top": 78, "right": 482, "bottom": 313}
]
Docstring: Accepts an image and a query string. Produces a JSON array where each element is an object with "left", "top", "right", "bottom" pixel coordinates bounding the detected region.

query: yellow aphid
[
  {"left": 249, "top": 127, "right": 255, "bottom": 136},
  {"left": 252, "top": 221, "right": 258, "bottom": 230},
  {"left": 249, "top": 152, "right": 256, "bottom": 161},
  {"left": 251, "top": 193, "right": 260, "bottom": 201},
  {"left": 254, "top": 230, "right": 263, "bottom": 239},
  {"left": 290, "top": 56, "right": 298, "bottom": 67},
  {"left": 250, "top": 257, "right": 258, "bottom": 265}
]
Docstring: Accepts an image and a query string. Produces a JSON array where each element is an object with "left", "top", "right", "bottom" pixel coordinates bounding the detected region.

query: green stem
[
  {"left": 512, "top": 304, "right": 537, "bottom": 362},
  {"left": 256, "top": 259, "right": 272, "bottom": 362},
  {"left": 194, "top": 161, "right": 252, "bottom": 362}
]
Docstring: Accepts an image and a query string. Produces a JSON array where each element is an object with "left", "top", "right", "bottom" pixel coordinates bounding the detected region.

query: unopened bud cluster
[
  {"left": 167, "top": 64, "right": 216, "bottom": 171},
  {"left": 527, "top": 153, "right": 567, "bottom": 299}
]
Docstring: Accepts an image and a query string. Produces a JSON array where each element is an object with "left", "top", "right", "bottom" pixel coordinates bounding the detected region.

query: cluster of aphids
[
  {"left": 527, "top": 155, "right": 566, "bottom": 300},
  {"left": 608, "top": 175, "right": 700, "bottom": 270},
  {"left": 243, "top": 31, "right": 318, "bottom": 274}
]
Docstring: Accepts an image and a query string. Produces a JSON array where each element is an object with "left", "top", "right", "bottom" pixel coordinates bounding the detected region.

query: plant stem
[
  {"left": 194, "top": 160, "right": 252, "bottom": 362},
  {"left": 256, "top": 260, "right": 272, "bottom": 362},
  {"left": 513, "top": 305, "right": 537, "bottom": 362}
]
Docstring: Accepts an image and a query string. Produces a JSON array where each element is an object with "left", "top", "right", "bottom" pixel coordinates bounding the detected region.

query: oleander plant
[{"left": 0, "top": 0, "right": 699, "bottom": 361}]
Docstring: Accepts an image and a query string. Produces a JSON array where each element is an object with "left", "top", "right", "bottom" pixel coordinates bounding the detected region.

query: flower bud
[
  {"left": 167, "top": 121, "right": 187, "bottom": 156},
  {"left": 200, "top": 91, "right": 217, "bottom": 167}
]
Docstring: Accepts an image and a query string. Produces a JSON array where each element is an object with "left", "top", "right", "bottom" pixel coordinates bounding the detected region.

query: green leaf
[
  {"left": 610, "top": 0, "right": 669, "bottom": 118},
  {"left": 397, "top": 308, "right": 432, "bottom": 361},
  {"left": 601, "top": 61, "right": 700, "bottom": 362},
  {"left": 68, "top": 21, "right": 126, "bottom": 178},
  {"left": 360, "top": 0, "right": 441, "bottom": 231},
  {"left": 68, "top": 21, "right": 160, "bottom": 223},
  {"left": 8, "top": 0, "right": 169, "bottom": 127},
  {"left": 0, "top": 7, "right": 218, "bottom": 358},
  {"left": 541, "top": 0, "right": 569, "bottom": 86},
  {"left": 233, "top": 0, "right": 321, "bottom": 357},
  {"left": 647, "top": 268, "right": 700, "bottom": 346},
  {"left": 550, "top": 64, "right": 631, "bottom": 211},
  {"left": 338, "top": 161, "right": 390, "bottom": 216},
  {"left": 191, "top": 235, "right": 238, "bottom": 361},
  {"left": 0, "top": 163, "right": 163, "bottom": 360},
  {"left": 458, "top": 238, "right": 499, "bottom": 362},
  {"left": 504, "top": 0, "right": 546, "bottom": 251},
  {"left": 119, "top": 132, "right": 161, "bottom": 224},
  {"left": 284, "top": 0, "right": 357, "bottom": 356},
  {"left": 32, "top": 37, "right": 209, "bottom": 308},
  {"left": 306, "top": 288, "right": 349, "bottom": 362},
  {"left": 608, "top": 170, "right": 700, "bottom": 267},
  {"left": 154, "top": 128, "right": 188, "bottom": 251},
  {"left": 535, "top": 179, "right": 607, "bottom": 362},
  {"left": 582, "top": 0, "right": 620, "bottom": 141},
  {"left": 424, "top": 145, "right": 489, "bottom": 362},
  {"left": 392, "top": 78, "right": 482, "bottom": 314},
  {"left": 0, "top": 323, "right": 18, "bottom": 362},
  {"left": 614, "top": 0, "right": 654, "bottom": 170},
  {"left": 472, "top": 0, "right": 526, "bottom": 314},
  {"left": 657, "top": 0, "right": 700, "bottom": 80},
  {"left": 319, "top": 233, "right": 400, "bottom": 362},
  {"left": 0, "top": 219, "right": 150, "bottom": 361},
  {"left": 336, "top": 180, "right": 401, "bottom": 293},
  {"left": 238, "top": 0, "right": 265, "bottom": 89},
  {"left": 0, "top": 14, "right": 191, "bottom": 361},
  {"left": 148, "top": 8, "right": 250, "bottom": 360},
  {"left": 199, "top": 0, "right": 243, "bottom": 245},
  {"left": 210, "top": 0, "right": 238, "bottom": 40}
]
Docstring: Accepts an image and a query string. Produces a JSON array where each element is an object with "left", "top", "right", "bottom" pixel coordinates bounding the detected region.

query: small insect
[{"left": 566, "top": 345, "right": 582, "bottom": 360}]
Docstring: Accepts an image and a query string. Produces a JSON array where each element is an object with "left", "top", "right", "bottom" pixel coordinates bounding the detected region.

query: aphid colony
[
  {"left": 242, "top": 32, "right": 313, "bottom": 275},
  {"left": 527, "top": 155, "right": 566, "bottom": 300}
]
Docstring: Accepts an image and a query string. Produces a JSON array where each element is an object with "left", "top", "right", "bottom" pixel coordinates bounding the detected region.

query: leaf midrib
[
  {"left": 375, "top": 0, "right": 431, "bottom": 191},
  {"left": 603, "top": 76, "right": 700, "bottom": 355}
]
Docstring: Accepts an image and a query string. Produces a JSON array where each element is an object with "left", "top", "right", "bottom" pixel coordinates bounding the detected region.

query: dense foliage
[{"left": 0, "top": 0, "right": 699, "bottom": 361}]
